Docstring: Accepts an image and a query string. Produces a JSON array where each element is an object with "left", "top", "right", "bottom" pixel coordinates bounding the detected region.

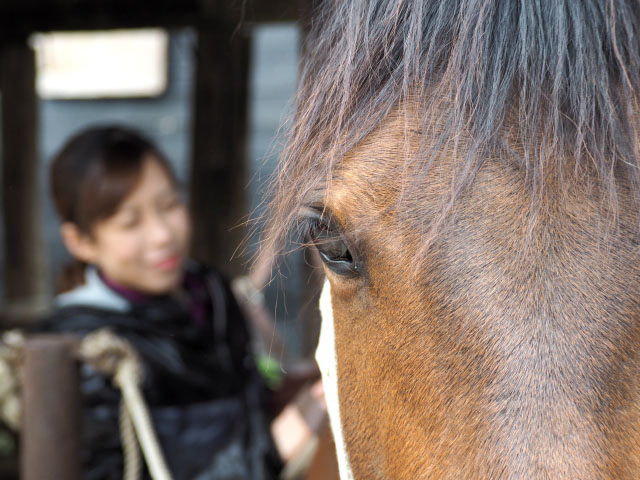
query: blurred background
[
  {"left": 0, "top": 0, "right": 322, "bottom": 358},
  {"left": 0, "top": 1, "right": 328, "bottom": 476}
]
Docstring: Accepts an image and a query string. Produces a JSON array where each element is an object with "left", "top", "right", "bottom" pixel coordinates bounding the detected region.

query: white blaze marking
[{"left": 317, "top": 280, "right": 355, "bottom": 480}]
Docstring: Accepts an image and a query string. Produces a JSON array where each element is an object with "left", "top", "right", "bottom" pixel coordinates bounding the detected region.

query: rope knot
[{"left": 78, "top": 328, "right": 143, "bottom": 387}]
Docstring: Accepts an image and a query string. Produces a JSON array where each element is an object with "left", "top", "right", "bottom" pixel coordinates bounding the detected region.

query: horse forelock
[{"left": 265, "top": 0, "right": 640, "bottom": 256}]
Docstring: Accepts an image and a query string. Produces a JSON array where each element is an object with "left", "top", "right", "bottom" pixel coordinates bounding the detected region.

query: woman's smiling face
[{"left": 79, "top": 154, "right": 191, "bottom": 294}]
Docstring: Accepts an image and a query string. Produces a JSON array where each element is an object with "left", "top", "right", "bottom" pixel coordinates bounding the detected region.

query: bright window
[{"left": 31, "top": 29, "right": 168, "bottom": 99}]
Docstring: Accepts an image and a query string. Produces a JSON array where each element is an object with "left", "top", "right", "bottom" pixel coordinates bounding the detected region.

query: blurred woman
[{"left": 35, "top": 125, "right": 281, "bottom": 480}]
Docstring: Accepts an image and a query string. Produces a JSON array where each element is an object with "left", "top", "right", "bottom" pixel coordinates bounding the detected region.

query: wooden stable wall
[{"left": 0, "top": 0, "right": 309, "bottom": 33}]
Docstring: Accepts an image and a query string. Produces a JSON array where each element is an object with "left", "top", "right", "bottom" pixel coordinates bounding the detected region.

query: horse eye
[{"left": 307, "top": 220, "right": 359, "bottom": 277}]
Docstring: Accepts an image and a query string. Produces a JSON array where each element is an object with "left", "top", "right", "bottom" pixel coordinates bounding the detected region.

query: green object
[{"left": 256, "top": 354, "right": 284, "bottom": 390}]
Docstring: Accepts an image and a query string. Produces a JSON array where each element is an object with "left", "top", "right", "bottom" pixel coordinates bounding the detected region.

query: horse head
[{"left": 268, "top": 1, "right": 640, "bottom": 478}]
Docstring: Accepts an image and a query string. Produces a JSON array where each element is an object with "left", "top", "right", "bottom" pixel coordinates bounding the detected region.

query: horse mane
[{"left": 266, "top": 0, "right": 640, "bottom": 251}]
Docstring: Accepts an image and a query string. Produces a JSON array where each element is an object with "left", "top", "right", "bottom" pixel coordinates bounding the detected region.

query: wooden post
[
  {"left": 0, "top": 39, "right": 48, "bottom": 321},
  {"left": 21, "top": 336, "right": 82, "bottom": 480},
  {"left": 189, "top": 26, "right": 251, "bottom": 278}
]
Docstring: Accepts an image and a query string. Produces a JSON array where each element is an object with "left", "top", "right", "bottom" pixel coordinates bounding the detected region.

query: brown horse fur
[
  {"left": 316, "top": 107, "right": 640, "bottom": 478},
  {"left": 264, "top": 0, "right": 640, "bottom": 478}
]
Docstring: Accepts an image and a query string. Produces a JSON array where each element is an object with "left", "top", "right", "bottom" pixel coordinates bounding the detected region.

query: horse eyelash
[
  {"left": 297, "top": 212, "right": 343, "bottom": 250},
  {"left": 296, "top": 206, "right": 354, "bottom": 254},
  {"left": 296, "top": 215, "right": 323, "bottom": 248}
]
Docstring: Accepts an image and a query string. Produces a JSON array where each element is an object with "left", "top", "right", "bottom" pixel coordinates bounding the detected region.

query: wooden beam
[
  {"left": 241, "top": 0, "right": 315, "bottom": 23},
  {"left": 0, "top": 0, "right": 311, "bottom": 36},
  {"left": 0, "top": 39, "right": 48, "bottom": 320},
  {"left": 0, "top": 0, "right": 202, "bottom": 35},
  {"left": 188, "top": 26, "right": 251, "bottom": 277},
  {"left": 21, "top": 336, "right": 82, "bottom": 480}
]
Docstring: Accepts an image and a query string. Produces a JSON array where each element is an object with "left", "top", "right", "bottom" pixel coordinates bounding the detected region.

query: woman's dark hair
[{"left": 50, "top": 125, "right": 178, "bottom": 292}]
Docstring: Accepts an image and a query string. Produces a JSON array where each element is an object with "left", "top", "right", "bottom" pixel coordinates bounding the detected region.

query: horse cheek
[
  {"left": 317, "top": 280, "right": 356, "bottom": 480},
  {"left": 327, "top": 279, "right": 422, "bottom": 479},
  {"left": 323, "top": 279, "right": 383, "bottom": 478}
]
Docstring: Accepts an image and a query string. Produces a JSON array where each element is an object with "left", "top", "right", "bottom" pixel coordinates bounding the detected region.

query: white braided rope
[
  {"left": 120, "top": 399, "right": 142, "bottom": 480},
  {"left": 79, "top": 329, "right": 173, "bottom": 480}
]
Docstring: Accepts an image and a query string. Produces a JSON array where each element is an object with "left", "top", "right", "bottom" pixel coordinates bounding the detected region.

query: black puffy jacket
[{"left": 34, "top": 263, "right": 282, "bottom": 480}]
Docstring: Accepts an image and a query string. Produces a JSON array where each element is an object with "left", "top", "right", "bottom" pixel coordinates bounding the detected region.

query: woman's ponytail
[{"left": 56, "top": 259, "right": 87, "bottom": 294}]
